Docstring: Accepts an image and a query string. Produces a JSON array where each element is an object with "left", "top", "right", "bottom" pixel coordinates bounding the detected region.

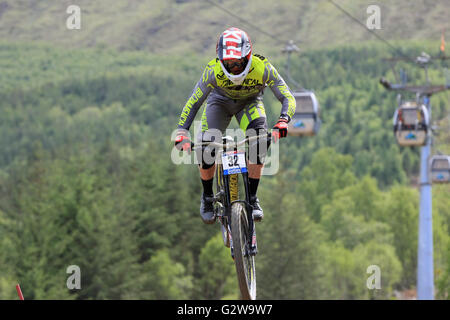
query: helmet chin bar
[{"left": 220, "top": 55, "right": 253, "bottom": 85}]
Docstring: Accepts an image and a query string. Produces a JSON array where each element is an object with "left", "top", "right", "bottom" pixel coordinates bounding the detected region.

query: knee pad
[
  {"left": 247, "top": 128, "right": 269, "bottom": 165},
  {"left": 196, "top": 129, "right": 223, "bottom": 169},
  {"left": 196, "top": 144, "right": 217, "bottom": 169}
]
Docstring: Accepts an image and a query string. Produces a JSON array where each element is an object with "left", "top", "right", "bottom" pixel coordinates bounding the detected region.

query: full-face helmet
[{"left": 216, "top": 27, "right": 253, "bottom": 85}]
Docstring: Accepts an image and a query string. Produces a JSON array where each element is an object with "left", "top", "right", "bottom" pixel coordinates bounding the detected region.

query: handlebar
[{"left": 192, "top": 132, "right": 272, "bottom": 151}]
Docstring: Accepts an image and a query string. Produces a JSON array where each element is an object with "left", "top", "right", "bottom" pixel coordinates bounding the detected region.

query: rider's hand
[
  {"left": 272, "top": 118, "right": 289, "bottom": 143},
  {"left": 175, "top": 130, "right": 192, "bottom": 153}
]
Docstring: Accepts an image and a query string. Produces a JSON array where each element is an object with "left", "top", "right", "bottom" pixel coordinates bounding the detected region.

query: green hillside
[
  {"left": 0, "top": 40, "right": 449, "bottom": 299},
  {"left": 0, "top": 0, "right": 448, "bottom": 55}
]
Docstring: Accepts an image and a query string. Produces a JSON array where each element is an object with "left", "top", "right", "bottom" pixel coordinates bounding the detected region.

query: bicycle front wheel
[{"left": 231, "top": 202, "right": 256, "bottom": 300}]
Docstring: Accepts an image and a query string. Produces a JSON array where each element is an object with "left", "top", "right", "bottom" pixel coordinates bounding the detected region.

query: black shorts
[{"left": 196, "top": 93, "right": 269, "bottom": 168}]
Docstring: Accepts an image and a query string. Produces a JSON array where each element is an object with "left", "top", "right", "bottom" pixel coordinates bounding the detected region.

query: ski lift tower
[{"left": 380, "top": 51, "right": 450, "bottom": 300}]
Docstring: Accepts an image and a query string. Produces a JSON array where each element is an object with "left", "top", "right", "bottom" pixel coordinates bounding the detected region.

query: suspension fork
[
  {"left": 223, "top": 145, "right": 239, "bottom": 222},
  {"left": 241, "top": 171, "right": 256, "bottom": 252},
  {"left": 224, "top": 172, "right": 239, "bottom": 222},
  {"left": 220, "top": 153, "right": 232, "bottom": 225}
]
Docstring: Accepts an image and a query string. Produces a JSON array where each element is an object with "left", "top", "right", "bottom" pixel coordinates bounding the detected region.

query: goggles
[{"left": 223, "top": 58, "right": 247, "bottom": 75}]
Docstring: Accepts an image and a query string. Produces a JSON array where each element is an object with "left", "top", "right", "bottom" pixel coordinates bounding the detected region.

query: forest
[{"left": 0, "top": 40, "right": 449, "bottom": 299}]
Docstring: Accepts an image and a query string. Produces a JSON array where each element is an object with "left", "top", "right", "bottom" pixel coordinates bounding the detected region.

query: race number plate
[{"left": 222, "top": 151, "right": 247, "bottom": 175}]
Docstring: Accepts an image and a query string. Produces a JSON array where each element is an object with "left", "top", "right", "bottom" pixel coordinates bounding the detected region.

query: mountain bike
[{"left": 194, "top": 132, "right": 272, "bottom": 300}]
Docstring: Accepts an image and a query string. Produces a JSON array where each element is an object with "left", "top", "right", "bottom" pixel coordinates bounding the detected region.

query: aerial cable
[
  {"left": 327, "top": 0, "right": 413, "bottom": 62},
  {"left": 204, "top": 0, "right": 287, "bottom": 45}
]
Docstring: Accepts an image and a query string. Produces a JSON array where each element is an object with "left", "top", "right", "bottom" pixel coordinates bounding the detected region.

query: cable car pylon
[{"left": 380, "top": 49, "right": 450, "bottom": 300}]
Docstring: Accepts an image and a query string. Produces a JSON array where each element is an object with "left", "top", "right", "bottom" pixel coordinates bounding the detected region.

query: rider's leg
[
  {"left": 235, "top": 100, "right": 268, "bottom": 221},
  {"left": 248, "top": 162, "right": 263, "bottom": 179},
  {"left": 197, "top": 102, "right": 230, "bottom": 195},
  {"left": 246, "top": 127, "right": 266, "bottom": 203},
  {"left": 200, "top": 165, "right": 215, "bottom": 180},
  {"left": 248, "top": 162, "right": 263, "bottom": 197},
  {"left": 196, "top": 100, "right": 232, "bottom": 224},
  {"left": 199, "top": 165, "right": 215, "bottom": 196}
]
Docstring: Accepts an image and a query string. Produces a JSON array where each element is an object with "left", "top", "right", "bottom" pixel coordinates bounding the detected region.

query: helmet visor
[{"left": 223, "top": 58, "right": 247, "bottom": 75}]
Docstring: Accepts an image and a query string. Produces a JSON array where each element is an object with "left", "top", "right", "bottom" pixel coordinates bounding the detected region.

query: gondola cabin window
[{"left": 288, "top": 91, "right": 320, "bottom": 137}]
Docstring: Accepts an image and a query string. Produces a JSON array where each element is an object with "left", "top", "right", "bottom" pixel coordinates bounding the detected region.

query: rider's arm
[
  {"left": 177, "top": 63, "right": 217, "bottom": 130},
  {"left": 263, "top": 62, "right": 296, "bottom": 121}
]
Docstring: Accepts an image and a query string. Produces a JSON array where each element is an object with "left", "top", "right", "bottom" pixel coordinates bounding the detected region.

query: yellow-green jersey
[{"left": 177, "top": 54, "right": 296, "bottom": 130}]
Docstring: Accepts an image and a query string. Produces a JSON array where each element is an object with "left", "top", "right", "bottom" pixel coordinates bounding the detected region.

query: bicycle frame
[
  {"left": 217, "top": 153, "right": 255, "bottom": 254},
  {"left": 194, "top": 133, "right": 270, "bottom": 255}
]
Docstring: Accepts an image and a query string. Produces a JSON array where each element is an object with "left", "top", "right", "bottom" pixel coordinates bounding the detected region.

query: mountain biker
[{"left": 174, "top": 27, "right": 296, "bottom": 224}]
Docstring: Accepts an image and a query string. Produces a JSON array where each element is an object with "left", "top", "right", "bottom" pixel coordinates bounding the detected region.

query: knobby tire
[{"left": 231, "top": 202, "right": 256, "bottom": 300}]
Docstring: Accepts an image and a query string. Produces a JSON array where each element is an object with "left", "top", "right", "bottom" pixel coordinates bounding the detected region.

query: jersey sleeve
[
  {"left": 177, "top": 63, "right": 216, "bottom": 130},
  {"left": 263, "top": 61, "right": 296, "bottom": 121}
]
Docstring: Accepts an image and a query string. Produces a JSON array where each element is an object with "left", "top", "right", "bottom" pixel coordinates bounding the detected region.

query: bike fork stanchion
[
  {"left": 223, "top": 171, "right": 235, "bottom": 258},
  {"left": 242, "top": 171, "right": 257, "bottom": 256}
]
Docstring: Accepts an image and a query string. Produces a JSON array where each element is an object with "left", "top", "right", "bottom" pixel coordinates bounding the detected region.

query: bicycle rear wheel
[{"left": 231, "top": 202, "right": 256, "bottom": 300}]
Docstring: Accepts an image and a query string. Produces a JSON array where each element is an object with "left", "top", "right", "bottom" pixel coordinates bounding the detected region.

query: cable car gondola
[
  {"left": 288, "top": 91, "right": 320, "bottom": 137},
  {"left": 430, "top": 155, "right": 450, "bottom": 184},
  {"left": 392, "top": 101, "right": 429, "bottom": 146}
]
